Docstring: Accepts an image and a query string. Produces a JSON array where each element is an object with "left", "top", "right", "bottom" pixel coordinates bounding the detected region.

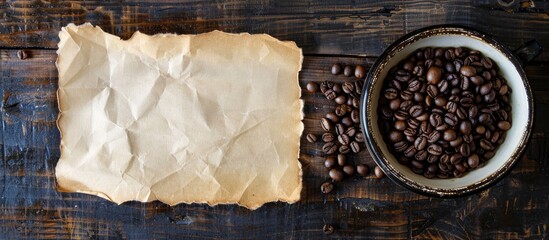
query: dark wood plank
[
  {"left": 1, "top": 49, "right": 548, "bottom": 239},
  {"left": 1, "top": 1, "right": 549, "bottom": 60}
]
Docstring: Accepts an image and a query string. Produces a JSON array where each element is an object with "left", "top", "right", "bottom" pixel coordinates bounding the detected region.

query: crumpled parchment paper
[{"left": 55, "top": 23, "right": 303, "bottom": 210}]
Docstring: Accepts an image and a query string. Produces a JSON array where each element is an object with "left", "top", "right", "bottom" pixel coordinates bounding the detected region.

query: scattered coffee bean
[
  {"left": 306, "top": 133, "right": 317, "bottom": 143},
  {"left": 343, "top": 165, "right": 356, "bottom": 176},
  {"left": 321, "top": 118, "right": 332, "bottom": 131},
  {"left": 323, "top": 224, "right": 335, "bottom": 235},
  {"left": 323, "top": 142, "right": 338, "bottom": 155},
  {"left": 331, "top": 63, "right": 342, "bottom": 75},
  {"left": 355, "top": 65, "right": 366, "bottom": 79},
  {"left": 329, "top": 168, "right": 345, "bottom": 181},
  {"left": 374, "top": 166, "right": 384, "bottom": 178},
  {"left": 325, "top": 157, "right": 336, "bottom": 168},
  {"left": 321, "top": 182, "right": 334, "bottom": 194},
  {"left": 357, "top": 164, "right": 370, "bottom": 176},
  {"left": 344, "top": 65, "right": 353, "bottom": 77},
  {"left": 306, "top": 82, "right": 319, "bottom": 93}
]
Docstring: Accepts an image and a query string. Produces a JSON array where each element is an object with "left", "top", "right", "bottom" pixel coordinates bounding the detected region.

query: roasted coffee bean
[
  {"left": 339, "top": 145, "right": 350, "bottom": 154},
  {"left": 335, "top": 105, "right": 349, "bottom": 116},
  {"left": 484, "top": 90, "right": 496, "bottom": 103},
  {"left": 480, "top": 139, "right": 494, "bottom": 150},
  {"left": 456, "top": 107, "right": 467, "bottom": 120},
  {"left": 389, "top": 130, "right": 404, "bottom": 143},
  {"left": 460, "top": 76, "right": 470, "bottom": 90},
  {"left": 395, "top": 110, "right": 409, "bottom": 121},
  {"left": 434, "top": 96, "right": 447, "bottom": 107},
  {"left": 427, "top": 85, "right": 439, "bottom": 98},
  {"left": 498, "top": 121, "right": 511, "bottom": 130},
  {"left": 475, "top": 125, "right": 486, "bottom": 135},
  {"left": 352, "top": 97, "right": 360, "bottom": 108},
  {"left": 414, "top": 136, "right": 428, "bottom": 150},
  {"left": 402, "top": 61, "right": 415, "bottom": 72},
  {"left": 323, "top": 142, "right": 338, "bottom": 155},
  {"left": 351, "top": 110, "right": 360, "bottom": 124},
  {"left": 404, "top": 145, "right": 417, "bottom": 157},
  {"left": 443, "top": 129, "right": 457, "bottom": 141},
  {"left": 435, "top": 122, "right": 448, "bottom": 131},
  {"left": 401, "top": 90, "right": 414, "bottom": 101},
  {"left": 336, "top": 154, "right": 347, "bottom": 166},
  {"left": 341, "top": 117, "right": 353, "bottom": 127},
  {"left": 342, "top": 81, "right": 354, "bottom": 94},
  {"left": 306, "top": 82, "right": 319, "bottom": 92},
  {"left": 409, "top": 105, "right": 424, "bottom": 118},
  {"left": 460, "top": 65, "right": 476, "bottom": 77},
  {"left": 450, "top": 153, "right": 462, "bottom": 165},
  {"left": 394, "top": 141, "right": 408, "bottom": 152},
  {"left": 345, "top": 127, "right": 357, "bottom": 137},
  {"left": 389, "top": 98, "right": 401, "bottom": 110},
  {"left": 355, "top": 80, "right": 364, "bottom": 95},
  {"left": 430, "top": 113, "right": 443, "bottom": 127},
  {"left": 324, "top": 156, "right": 336, "bottom": 168},
  {"left": 394, "top": 120, "right": 407, "bottom": 131},
  {"left": 335, "top": 124, "right": 345, "bottom": 135},
  {"left": 458, "top": 143, "right": 471, "bottom": 157},
  {"left": 338, "top": 134, "right": 350, "bottom": 145},
  {"left": 355, "top": 65, "right": 366, "bottom": 79},
  {"left": 329, "top": 168, "right": 345, "bottom": 182},
  {"left": 427, "top": 154, "right": 439, "bottom": 163},
  {"left": 355, "top": 133, "right": 365, "bottom": 143},
  {"left": 478, "top": 113, "right": 491, "bottom": 125},
  {"left": 350, "top": 141, "right": 361, "bottom": 153},
  {"left": 344, "top": 65, "right": 353, "bottom": 77},
  {"left": 321, "top": 182, "right": 334, "bottom": 194},
  {"left": 449, "top": 136, "right": 463, "bottom": 147},
  {"left": 444, "top": 113, "right": 458, "bottom": 126},
  {"left": 374, "top": 166, "right": 384, "bottom": 178},
  {"left": 413, "top": 65, "right": 425, "bottom": 76},
  {"left": 470, "top": 75, "right": 484, "bottom": 86},
  {"left": 459, "top": 97, "right": 474, "bottom": 107},
  {"left": 416, "top": 112, "right": 429, "bottom": 122},
  {"left": 335, "top": 95, "right": 347, "bottom": 104},
  {"left": 463, "top": 134, "right": 473, "bottom": 143},
  {"left": 342, "top": 165, "right": 356, "bottom": 177},
  {"left": 411, "top": 160, "right": 425, "bottom": 170},
  {"left": 322, "top": 132, "right": 335, "bottom": 142},
  {"left": 404, "top": 128, "right": 417, "bottom": 138},
  {"left": 396, "top": 69, "right": 411, "bottom": 82},
  {"left": 306, "top": 133, "right": 317, "bottom": 143},
  {"left": 332, "top": 83, "right": 342, "bottom": 94},
  {"left": 400, "top": 100, "right": 413, "bottom": 111},
  {"left": 326, "top": 113, "right": 340, "bottom": 123},
  {"left": 331, "top": 63, "right": 342, "bottom": 75},
  {"left": 427, "top": 66, "right": 442, "bottom": 84},
  {"left": 491, "top": 131, "right": 501, "bottom": 143},
  {"left": 479, "top": 83, "right": 492, "bottom": 95},
  {"left": 469, "top": 105, "right": 478, "bottom": 119},
  {"left": 467, "top": 154, "right": 480, "bottom": 168},
  {"left": 427, "top": 144, "right": 442, "bottom": 155},
  {"left": 446, "top": 101, "right": 458, "bottom": 113},
  {"left": 427, "top": 130, "right": 442, "bottom": 143},
  {"left": 321, "top": 80, "right": 333, "bottom": 93},
  {"left": 408, "top": 80, "right": 421, "bottom": 92},
  {"left": 408, "top": 118, "right": 420, "bottom": 129},
  {"left": 321, "top": 118, "right": 332, "bottom": 131},
  {"left": 323, "top": 224, "right": 335, "bottom": 235},
  {"left": 357, "top": 164, "right": 370, "bottom": 176},
  {"left": 384, "top": 88, "right": 398, "bottom": 100},
  {"left": 499, "top": 85, "right": 509, "bottom": 95},
  {"left": 325, "top": 89, "right": 336, "bottom": 100},
  {"left": 460, "top": 121, "right": 472, "bottom": 135}
]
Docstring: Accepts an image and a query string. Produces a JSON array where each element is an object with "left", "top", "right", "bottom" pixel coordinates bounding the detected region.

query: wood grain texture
[
  {"left": 1, "top": 1, "right": 549, "bottom": 60},
  {"left": 1, "top": 49, "right": 548, "bottom": 239}
]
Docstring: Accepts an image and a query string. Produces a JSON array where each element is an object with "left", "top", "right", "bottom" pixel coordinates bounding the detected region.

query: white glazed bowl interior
[{"left": 369, "top": 34, "right": 530, "bottom": 191}]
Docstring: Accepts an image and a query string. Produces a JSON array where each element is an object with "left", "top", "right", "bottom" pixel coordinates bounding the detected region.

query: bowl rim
[{"left": 360, "top": 24, "right": 535, "bottom": 198}]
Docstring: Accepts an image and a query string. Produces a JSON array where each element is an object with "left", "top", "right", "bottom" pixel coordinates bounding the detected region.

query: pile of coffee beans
[
  {"left": 305, "top": 64, "right": 384, "bottom": 194},
  {"left": 378, "top": 47, "right": 512, "bottom": 178}
]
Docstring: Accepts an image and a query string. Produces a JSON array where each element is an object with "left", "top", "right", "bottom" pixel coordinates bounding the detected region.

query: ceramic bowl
[{"left": 360, "top": 25, "right": 541, "bottom": 197}]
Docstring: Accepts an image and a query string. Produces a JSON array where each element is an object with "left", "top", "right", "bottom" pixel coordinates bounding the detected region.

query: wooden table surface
[{"left": 1, "top": 1, "right": 549, "bottom": 239}]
